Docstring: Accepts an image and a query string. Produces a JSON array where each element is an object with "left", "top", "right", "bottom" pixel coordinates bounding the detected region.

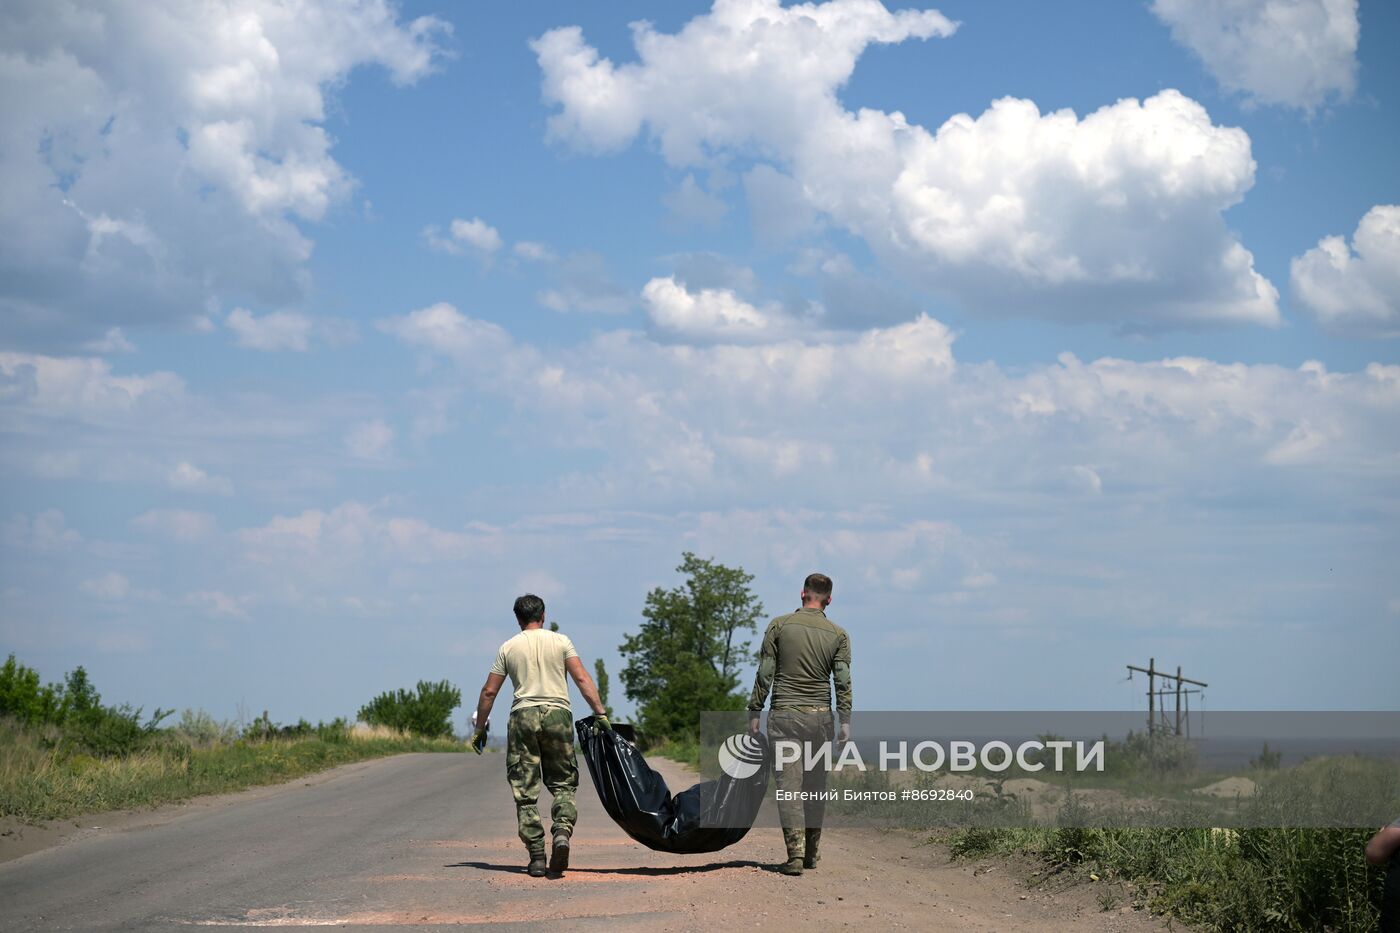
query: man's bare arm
[
  {"left": 1366, "top": 824, "right": 1400, "bottom": 866},
  {"left": 474, "top": 672, "right": 506, "bottom": 729},
  {"left": 564, "top": 656, "right": 608, "bottom": 716}
]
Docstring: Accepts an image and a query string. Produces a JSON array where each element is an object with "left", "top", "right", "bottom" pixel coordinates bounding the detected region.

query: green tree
[
  {"left": 0, "top": 655, "right": 171, "bottom": 754},
  {"left": 358, "top": 680, "right": 462, "bottom": 738},
  {"left": 619, "top": 552, "right": 763, "bottom": 740},
  {"left": 594, "top": 658, "right": 613, "bottom": 718},
  {"left": 60, "top": 666, "right": 101, "bottom": 720},
  {"left": 0, "top": 654, "right": 62, "bottom": 727},
  {"left": 56, "top": 665, "right": 172, "bottom": 755}
]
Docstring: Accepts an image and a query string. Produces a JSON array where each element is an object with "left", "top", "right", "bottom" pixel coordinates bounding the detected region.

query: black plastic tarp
[{"left": 575, "top": 715, "right": 770, "bottom": 854}]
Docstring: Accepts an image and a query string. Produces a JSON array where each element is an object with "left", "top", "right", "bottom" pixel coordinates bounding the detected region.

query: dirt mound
[{"left": 1191, "top": 776, "right": 1257, "bottom": 798}]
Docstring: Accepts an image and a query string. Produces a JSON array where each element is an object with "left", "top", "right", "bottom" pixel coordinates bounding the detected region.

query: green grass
[
  {"left": 648, "top": 734, "right": 701, "bottom": 768},
  {"left": 941, "top": 756, "right": 1394, "bottom": 931},
  {"left": 0, "top": 718, "right": 465, "bottom": 822},
  {"left": 946, "top": 826, "right": 1385, "bottom": 931}
]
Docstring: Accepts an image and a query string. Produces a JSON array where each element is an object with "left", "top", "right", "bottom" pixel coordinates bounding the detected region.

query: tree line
[{"left": 2, "top": 550, "right": 752, "bottom": 748}]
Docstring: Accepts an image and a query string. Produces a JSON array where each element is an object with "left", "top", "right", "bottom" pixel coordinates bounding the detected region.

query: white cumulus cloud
[
  {"left": 224, "top": 308, "right": 356, "bottom": 351},
  {"left": 514, "top": 241, "right": 555, "bottom": 262},
  {"left": 642, "top": 276, "right": 799, "bottom": 343},
  {"left": 0, "top": 0, "right": 447, "bottom": 347},
  {"left": 82, "top": 327, "right": 136, "bottom": 355},
  {"left": 376, "top": 302, "right": 514, "bottom": 364},
  {"left": 0, "top": 352, "right": 185, "bottom": 420},
  {"left": 239, "top": 501, "right": 492, "bottom": 565},
  {"left": 169, "top": 461, "right": 234, "bottom": 496},
  {"left": 226, "top": 308, "right": 314, "bottom": 351},
  {"left": 533, "top": 0, "right": 1279, "bottom": 329},
  {"left": 450, "top": 218, "right": 503, "bottom": 253},
  {"left": 3, "top": 509, "right": 82, "bottom": 552},
  {"left": 425, "top": 217, "right": 504, "bottom": 256},
  {"left": 1151, "top": 0, "right": 1358, "bottom": 112},
  {"left": 380, "top": 300, "right": 1396, "bottom": 509},
  {"left": 1291, "top": 205, "right": 1400, "bottom": 337}
]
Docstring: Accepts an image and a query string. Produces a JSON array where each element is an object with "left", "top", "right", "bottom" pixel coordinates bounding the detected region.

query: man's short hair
[
  {"left": 803, "top": 573, "right": 833, "bottom": 598},
  {"left": 513, "top": 594, "right": 545, "bottom": 624}
]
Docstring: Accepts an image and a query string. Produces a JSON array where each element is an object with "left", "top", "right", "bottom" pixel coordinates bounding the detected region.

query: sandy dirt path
[{"left": 0, "top": 750, "right": 1172, "bottom": 931}]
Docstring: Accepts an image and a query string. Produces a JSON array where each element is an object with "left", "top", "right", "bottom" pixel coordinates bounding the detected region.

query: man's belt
[{"left": 772, "top": 705, "right": 832, "bottom": 713}]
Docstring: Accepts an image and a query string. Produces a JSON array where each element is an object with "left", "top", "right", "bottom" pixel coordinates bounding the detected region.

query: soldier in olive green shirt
[{"left": 747, "top": 573, "right": 852, "bottom": 876}]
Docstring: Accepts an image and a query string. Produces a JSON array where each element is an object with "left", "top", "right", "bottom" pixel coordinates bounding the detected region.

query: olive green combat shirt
[{"left": 747, "top": 607, "right": 853, "bottom": 724}]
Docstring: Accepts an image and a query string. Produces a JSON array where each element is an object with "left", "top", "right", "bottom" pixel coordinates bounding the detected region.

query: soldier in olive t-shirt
[{"left": 747, "top": 573, "right": 852, "bottom": 876}]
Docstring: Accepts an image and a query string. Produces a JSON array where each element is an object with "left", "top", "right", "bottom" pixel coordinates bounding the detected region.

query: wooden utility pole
[
  {"left": 1126, "top": 659, "right": 1207, "bottom": 736},
  {"left": 1147, "top": 657, "right": 1154, "bottom": 731},
  {"left": 1175, "top": 665, "right": 1182, "bottom": 736}
]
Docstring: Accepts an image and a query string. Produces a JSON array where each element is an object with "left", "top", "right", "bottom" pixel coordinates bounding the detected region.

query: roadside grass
[
  {"left": 941, "top": 756, "right": 1393, "bottom": 930},
  {"left": 0, "top": 717, "right": 464, "bottom": 822},
  {"left": 948, "top": 824, "right": 1383, "bottom": 932},
  {"left": 648, "top": 734, "right": 701, "bottom": 768}
]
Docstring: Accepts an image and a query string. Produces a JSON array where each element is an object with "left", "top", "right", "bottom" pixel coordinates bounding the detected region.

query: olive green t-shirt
[{"left": 489, "top": 628, "right": 578, "bottom": 713}]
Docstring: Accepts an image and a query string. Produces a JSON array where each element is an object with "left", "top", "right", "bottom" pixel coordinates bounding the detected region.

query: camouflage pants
[
  {"left": 767, "top": 708, "right": 834, "bottom": 860},
  {"left": 506, "top": 705, "right": 578, "bottom": 854}
]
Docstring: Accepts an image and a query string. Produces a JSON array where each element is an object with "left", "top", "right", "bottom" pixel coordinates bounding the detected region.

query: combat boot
[
  {"left": 779, "top": 827, "right": 805, "bottom": 876},
  {"left": 526, "top": 850, "right": 547, "bottom": 877},
  {"left": 803, "top": 828, "right": 822, "bottom": 869},
  {"left": 548, "top": 833, "right": 570, "bottom": 874}
]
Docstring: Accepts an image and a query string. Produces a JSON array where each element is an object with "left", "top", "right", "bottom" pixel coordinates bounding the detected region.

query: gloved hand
[
  {"left": 594, "top": 714, "right": 613, "bottom": 732},
  {"left": 470, "top": 729, "right": 488, "bottom": 754}
]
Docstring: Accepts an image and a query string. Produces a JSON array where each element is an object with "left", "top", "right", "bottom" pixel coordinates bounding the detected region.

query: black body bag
[{"left": 575, "top": 715, "right": 770, "bottom": 854}]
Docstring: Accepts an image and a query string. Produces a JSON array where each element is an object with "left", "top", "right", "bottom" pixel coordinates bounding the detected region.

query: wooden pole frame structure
[{"left": 1127, "top": 658, "right": 1207, "bottom": 736}]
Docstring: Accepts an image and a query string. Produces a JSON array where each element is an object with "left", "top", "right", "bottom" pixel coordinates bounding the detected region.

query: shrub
[
  {"left": 175, "top": 709, "right": 239, "bottom": 746},
  {"left": 0, "top": 657, "right": 171, "bottom": 757},
  {"left": 315, "top": 717, "right": 350, "bottom": 743},
  {"left": 62, "top": 702, "right": 172, "bottom": 757},
  {"left": 0, "top": 655, "right": 62, "bottom": 727},
  {"left": 1102, "top": 729, "right": 1197, "bottom": 777},
  {"left": 358, "top": 680, "right": 461, "bottom": 738},
  {"left": 240, "top": 713, "right": 349, "bottom": 742},
  {"left": 1250, "top": 742, "right": 1282, "bottom": 770}
]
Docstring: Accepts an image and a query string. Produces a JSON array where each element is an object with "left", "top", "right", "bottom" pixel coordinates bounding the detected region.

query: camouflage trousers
[
  {"left": 767, "top": 708, "right": 834, "bottom": 861},
  {"left": 506, "top": 705, "right": 578, "bottom": 855}
]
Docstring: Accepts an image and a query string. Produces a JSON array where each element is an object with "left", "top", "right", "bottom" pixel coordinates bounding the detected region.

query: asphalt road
[{"left": 0, "top": 750, "right": 1169, "bottom": 932}]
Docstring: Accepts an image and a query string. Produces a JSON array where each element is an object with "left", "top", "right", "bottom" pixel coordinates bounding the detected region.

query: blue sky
[{"left": 1, "top": 0, "right": 1397, "bottom": 729}]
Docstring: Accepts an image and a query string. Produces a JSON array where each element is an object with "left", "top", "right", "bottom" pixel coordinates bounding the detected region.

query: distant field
[{"left": 0, "top": 719, "right": 465, "bottom": 822}]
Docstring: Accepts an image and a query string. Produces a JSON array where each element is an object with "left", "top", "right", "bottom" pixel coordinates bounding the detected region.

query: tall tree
[
  {"left": 594, "top": 658, "right": 613, "bottom": 718},
  {"left": 619, "top": 552, "right": 763, "bottom": 739}
]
